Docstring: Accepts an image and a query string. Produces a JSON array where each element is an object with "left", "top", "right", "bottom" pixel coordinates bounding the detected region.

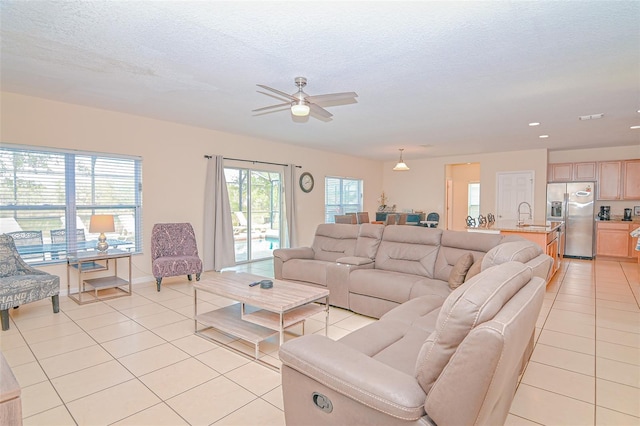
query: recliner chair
[{"left": 279, "top": 261, "right": 545, "bottom": 425}]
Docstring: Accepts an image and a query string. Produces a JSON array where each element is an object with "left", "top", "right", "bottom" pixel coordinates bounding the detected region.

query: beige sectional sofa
[
  {"left": 274, "top": 223, "right": 551, "bottom": 318},
  {"left": 279, "top": 260, "right": 547, "bottom": 425}
]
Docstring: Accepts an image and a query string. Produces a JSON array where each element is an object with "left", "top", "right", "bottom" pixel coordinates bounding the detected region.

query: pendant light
[{"left": 393, "top": 149, "right": 410, "bottom": 171}]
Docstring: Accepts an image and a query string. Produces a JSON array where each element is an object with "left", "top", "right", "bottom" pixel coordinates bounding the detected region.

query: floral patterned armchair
[
  {"left": 0, "top": 234, "right": 60, "bottom": 331},
  {"left": 151, "top": 223, "right": 203, "bottom": 292}
]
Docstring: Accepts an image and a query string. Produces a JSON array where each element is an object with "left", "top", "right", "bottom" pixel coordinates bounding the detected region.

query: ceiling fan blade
[
  {"left": 257, "top": 90, "right": 290, "bottom": 103},
  {"left": 257, "top": 84, "right": 297, "bottom": 102},
  {"left": 252, "top": 102, "right": 290, "bottom": 112},
  {"left": 305, "top": 92, "right": 358, "bottom": 103},
  {"left": 310, "top": 103, "right": 333, "bottom": 118}
]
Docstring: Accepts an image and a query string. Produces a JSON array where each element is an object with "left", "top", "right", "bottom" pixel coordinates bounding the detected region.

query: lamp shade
[
  {"left": 89, "top": 215, "right": 115, "bottom": 233},
  {"left": 393, "top": 149, "right": 410, "bottom": 171},
  {"left": 291, "top": 102, "right": 310, "bottom": 117}
]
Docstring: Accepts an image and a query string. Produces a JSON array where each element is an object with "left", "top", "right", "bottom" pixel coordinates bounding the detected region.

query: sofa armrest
[
  {"left": 273, "top": 247, "right": 315, "bottom": 262},
  {"left": 336, "top": 256, "right": 374, "bottom": 266},
  {"left": 279, "top": 334, "right": 426, "bottom": 421}
]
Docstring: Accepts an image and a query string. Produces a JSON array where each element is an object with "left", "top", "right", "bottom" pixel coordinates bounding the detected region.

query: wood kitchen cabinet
[
  {"left": 548, "top": 163, "right": 573, "bottom": 182},
  {"left": 622, "top": 159, "right": 640, "bottom": 200},
  {"left": 596, "top": 159, "right": 640, "bottom": 200},
  {"left": 596, "top": 221, "right": 638, "bottom": 260},
  {"left": 548, "top": 162, "right": 597, "bottom": 182},
  {"left": 573, "top": 162, "right": 597, "bottom": 181},
  {"left": 597, "top": 161, "right": 623, "bottom": 200}
]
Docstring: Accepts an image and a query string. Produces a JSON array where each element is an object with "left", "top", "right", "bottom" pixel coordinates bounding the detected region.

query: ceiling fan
[{"left": 253, "top": 77, "right": 358, "bottom": 119}]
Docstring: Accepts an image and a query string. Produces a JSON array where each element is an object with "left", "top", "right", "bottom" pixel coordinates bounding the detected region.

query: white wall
[
  {"left": 382, "top": 149, "right": 549, "bottom": 225},
  {"left": 1, "top": 92, "right": 383, "bottom": 282}
]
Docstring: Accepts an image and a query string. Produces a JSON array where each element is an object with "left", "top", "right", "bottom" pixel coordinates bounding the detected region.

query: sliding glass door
[{"left": 225, "top": 167, "right": 282, "bottom": 263}]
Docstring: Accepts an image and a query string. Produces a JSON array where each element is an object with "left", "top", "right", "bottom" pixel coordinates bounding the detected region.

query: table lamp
[{"left": 89, "top": 214, "right": 115, "bottom": 252}]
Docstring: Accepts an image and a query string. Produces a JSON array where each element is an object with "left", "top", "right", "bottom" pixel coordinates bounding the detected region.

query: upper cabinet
[
  {"left": 597, "top": 161, "right": 623, "bottom": 200},
  {"left": 573, "top": 162, "right": 597, "bottom": 181},
  {"left": 597, "top": 159, "right": 640, "bottom": 200},
  {"left": 548, "top": 163, "right": 573, "bottom": 181},
  {"left": 548, "top": 162, "right": 596, "bottom": 182},
  {"left": 623, "top": 160, "right": 640, "bottom": 200},
  {"left": 549, "top": 159, "right": 640, "bottom": 200}
]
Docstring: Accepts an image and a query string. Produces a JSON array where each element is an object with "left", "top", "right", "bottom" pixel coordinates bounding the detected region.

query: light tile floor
[{"left": 1, "top": 258, "right": 638, "bottom": 425}]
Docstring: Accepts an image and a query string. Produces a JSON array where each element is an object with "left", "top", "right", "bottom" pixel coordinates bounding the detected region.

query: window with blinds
[
  {"left": 325, "top": 176, "right": 363, "bottom": 223},
  {"left": 0, "top": 144, "right": 142, "bottom": 264}
]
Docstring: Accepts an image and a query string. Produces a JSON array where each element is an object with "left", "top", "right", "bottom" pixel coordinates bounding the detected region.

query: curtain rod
[{"left": 204, "top": 155, "right": 301, "bottom": 168}]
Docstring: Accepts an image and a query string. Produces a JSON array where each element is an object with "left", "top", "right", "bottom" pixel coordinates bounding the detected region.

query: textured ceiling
[{"left": 1, "top": 1, "right": 639, "bottom": 161}]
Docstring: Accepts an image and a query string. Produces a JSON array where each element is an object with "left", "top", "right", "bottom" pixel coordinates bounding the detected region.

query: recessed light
[
  {"left": 539, "top": 135, "right": 549, "bottom": 139},
  {"left": 631, "top": 125, "right": 640, "bottom": 130},
  {"left": 529, "top": 122, "right": 540, "bottom": 126}
]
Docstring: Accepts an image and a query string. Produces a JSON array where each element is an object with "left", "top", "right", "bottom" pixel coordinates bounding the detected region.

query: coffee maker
[
  {"left": 623, "top": 208, "right": 632, "bottom": 221},
  {"left": 598, "top": 206, "right": 611, "bottom": 220}
]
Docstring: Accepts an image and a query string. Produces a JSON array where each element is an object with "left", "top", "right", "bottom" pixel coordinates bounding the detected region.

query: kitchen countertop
[
  {"left": 595, "top": 215, "right": 640, "bottom": 223},
  {"left": 467, "top": 220, "right": 563, "bottom": 234}
]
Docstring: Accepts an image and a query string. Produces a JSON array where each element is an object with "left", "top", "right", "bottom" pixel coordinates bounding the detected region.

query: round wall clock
[{"left": 299, "top": 172, "right": 314, "bottom": 193}]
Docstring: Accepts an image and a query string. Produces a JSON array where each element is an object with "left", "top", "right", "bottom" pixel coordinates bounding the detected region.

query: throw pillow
[
  {"left": 464, "top": 256, "right": 484, "bottom": 282},
  {"left": 448, "top": 252, "right": 474, "bottom": 289}
]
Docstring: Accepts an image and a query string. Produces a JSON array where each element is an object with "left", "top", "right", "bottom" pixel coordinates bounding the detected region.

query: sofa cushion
[
  {"left": 374, "top": 226, "right": 442, "bottom": 278},
  {"left": 433, "top": 231, "right": 504, "bottom": 282},
  {"left": 482, "top": 240, "right": 543, "bottom": 270},
  {"left": 354, "top": 223, "right": 384, "bottom": 259},
  {"left": 448, "top": 252, "right": 474, "bottom": 289},
  {"left": 414, "top": 261, "right": 533, "bottom": 393},
  {"left": 311, "top": 224, "right": 359, "bottom": 262},
  {"left": 349, "top": 269, "right": 419, "bottom": 304},
  {"left": 281, "top": 259, "right": 329, "bottom": 286}
]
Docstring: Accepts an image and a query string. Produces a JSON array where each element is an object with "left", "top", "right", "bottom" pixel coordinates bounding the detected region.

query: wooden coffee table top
[{"left": 194, "top": 272, "right": 329, "bottom": 313}]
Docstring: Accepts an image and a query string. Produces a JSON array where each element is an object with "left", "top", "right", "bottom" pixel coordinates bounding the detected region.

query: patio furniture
[
  {"left": 151, "top": 223, "right": 203, "bottom": 292},
  {"left": 50, "top": 228, "right": 86, "bottom": 243},
  {"left": 6, "top": 231, "right": 45, "bottom": 262},
  {"left": 0, "top": 234, "right": 60, "bottom": 331}
]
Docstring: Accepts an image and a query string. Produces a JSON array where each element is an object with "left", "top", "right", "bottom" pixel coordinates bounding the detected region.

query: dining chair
[
  {"left": 356, "top": 212, "right": 370, "bottom": 224},
  {"left": 385, "top": 214, "right": 397, "bottom": 225},
  {"left": 5, "top": 230, "right": 45, "bottom": 262},
  {"left": 397, "top": 213, "right": 408, "bottom": 225},
  {"left": 426, "top": 212, "right": 440, "bottom": 228},
  {"left": 334, "top": 215, "right": 355, "bottom": 224}
]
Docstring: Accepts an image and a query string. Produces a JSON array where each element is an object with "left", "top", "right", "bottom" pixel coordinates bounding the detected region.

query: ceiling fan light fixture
[
  {"left": 291, "top": 101, "right": 310, "bottom": 117},
  {"left": 393, "top": 149, "right": 410, "bottom": 171}
]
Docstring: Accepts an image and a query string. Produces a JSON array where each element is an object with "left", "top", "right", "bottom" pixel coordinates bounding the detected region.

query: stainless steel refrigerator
[{"left": 546, "top": 182, "right": 596, "bottom": 259}]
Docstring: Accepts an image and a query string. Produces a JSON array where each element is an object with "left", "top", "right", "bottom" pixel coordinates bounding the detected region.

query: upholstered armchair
[
  {"left": 151, "top": 223, "right": 203, "bottom": 292},
  {"left": 0, "top": 234, "right": 60, "bottom": 331}
]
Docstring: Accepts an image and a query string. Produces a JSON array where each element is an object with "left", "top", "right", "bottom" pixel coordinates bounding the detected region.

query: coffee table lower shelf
[{"left": 195, "top": 304, "right": 279, "bottom": 361}]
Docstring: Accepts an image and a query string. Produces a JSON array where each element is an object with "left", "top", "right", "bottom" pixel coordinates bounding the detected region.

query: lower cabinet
[{"left": 596, "top": 221, "right": 639, "bottom": 260}]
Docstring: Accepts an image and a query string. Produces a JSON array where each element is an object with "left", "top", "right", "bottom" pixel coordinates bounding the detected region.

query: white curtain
[
  {"left": 283, "top": 164, "right": 298, "bottom": 248},
  {"left": 203, "top": 155, "right": 235, "bottom": 271}
]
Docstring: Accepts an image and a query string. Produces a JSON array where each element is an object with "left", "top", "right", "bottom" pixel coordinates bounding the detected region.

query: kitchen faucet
[{"left": 517, "top": 201, "right": 532, "bottom": 225}]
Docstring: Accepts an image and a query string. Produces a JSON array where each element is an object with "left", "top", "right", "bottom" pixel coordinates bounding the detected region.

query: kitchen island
[{"left": 469, "top": 221, "right": 564, "bottom": 279}]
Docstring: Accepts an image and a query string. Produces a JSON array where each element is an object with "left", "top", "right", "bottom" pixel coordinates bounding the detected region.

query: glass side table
[{"left": 66, "top": 249, "right": 132, "bottom": 304}]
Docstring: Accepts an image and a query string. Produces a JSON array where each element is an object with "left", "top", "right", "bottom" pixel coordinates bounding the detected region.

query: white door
[{"left": 496, "top": 171, "right": 534, "bottom": 222}]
